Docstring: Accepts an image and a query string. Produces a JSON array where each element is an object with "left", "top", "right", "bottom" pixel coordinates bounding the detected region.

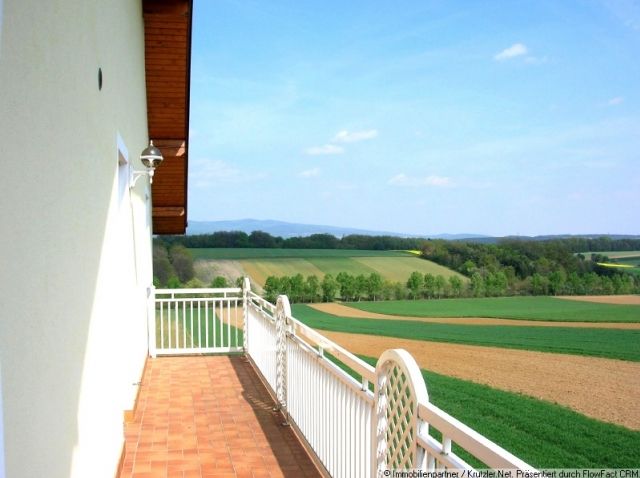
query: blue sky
[{"left": 188, "top": 0, "right": 640, "bottom": 236}]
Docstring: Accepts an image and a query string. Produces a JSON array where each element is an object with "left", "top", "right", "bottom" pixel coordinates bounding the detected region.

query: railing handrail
[
  {"left": 247, "top": 291, "right": 376, "bottom": 383},
  {"left": 155, "top": 287, "right": 242, "bottom": 295},
  {"left": 417, "top": 402, "right": 535, "bottom": 470},
  {"left": 248, "top": 291, "right": 277, "bottom": 313}
]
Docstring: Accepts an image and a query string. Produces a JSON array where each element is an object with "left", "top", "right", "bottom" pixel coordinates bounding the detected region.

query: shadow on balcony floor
[{"left": 119, "top": 355, "right": 322, "bottom": 478}]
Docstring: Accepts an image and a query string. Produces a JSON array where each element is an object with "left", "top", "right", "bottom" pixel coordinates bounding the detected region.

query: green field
[
  {"left": 241, "top": 256, "right": 466, "bottom": 286},
  {"left": 190, "top": 248, "right": 466, "bottom": 287},
  {"left": 291, "top": 304, "right": 640, "bottom": 361},
  {"left": 355, "top": 355, "right": 640, "bottom": 467},
  {"left": 189, "top": 248, "right": 411, "bottom": 260},
  {"left": 347, "top": 296, "right": 640, "bottom": 322},
  {"left": 590, "top": 250, "right": 640, "bottom": 261},
  {"left": 585, "top": 250, "right": 640, "bottom": 272}
]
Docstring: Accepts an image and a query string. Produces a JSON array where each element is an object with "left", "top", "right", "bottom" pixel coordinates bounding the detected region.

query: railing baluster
[
  {"left": 190, "top": 300, "right": 194, "bottom": 348},
  {"left": 174, "top": 300, "right": 178, "bottom": 349},
  {"left": 205, "top": 299, "right": 209, "bottom": 348},
  {"left": 197, "top": 299, "right": 202, "bottom": 347},
  {"left": 226, "top": 298, "right": 231, "bottom": 348},
  {"left": 182, "top": 299, "right": 186, "bottom": 348},
  {"left": 234, "top": 298, "right": 239, "bottom": 347},
  {"left": 159, "top": 301, "right": 164, "bottom": 350},
  {"left": 167, "top": 300, "right": 172, "bottom": 348}
]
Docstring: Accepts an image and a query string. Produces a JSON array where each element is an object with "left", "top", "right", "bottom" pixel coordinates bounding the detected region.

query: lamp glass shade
[{"left": 140, "top": 140, "right": 163, "bottom": 168}]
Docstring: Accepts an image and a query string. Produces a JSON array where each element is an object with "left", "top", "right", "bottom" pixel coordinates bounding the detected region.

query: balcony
[{"left": 119, "top": 282, "right": 534, "bottom": 477}]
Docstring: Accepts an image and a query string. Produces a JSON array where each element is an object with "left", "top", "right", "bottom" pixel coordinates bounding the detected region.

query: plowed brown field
[
  {"left": 310, "top": 303, "right": 640, "bottom": 329},
  {"left": 320, "top": 330, "right": 640, "bottom": 430}
]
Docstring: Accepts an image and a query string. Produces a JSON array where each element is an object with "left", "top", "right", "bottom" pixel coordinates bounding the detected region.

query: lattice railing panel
[{"left": 374, "top": 349, "right": 429, "bottom": 474}]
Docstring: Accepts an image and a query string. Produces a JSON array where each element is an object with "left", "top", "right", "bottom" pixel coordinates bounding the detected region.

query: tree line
[
  {"left": 158, "top": 231, "right": 425, "bottom": 250},
  {"left": 157, "top": 231, "right": 640, "bottom": 253},
  {"left": 262, "top": 272, "right": 469, "bottom": 303},
  {"left": 419, "top": 239, "right": 639, "bottom": 296},
  {"left": 261, "top": 267, "right": 637, "bottom": 303}
]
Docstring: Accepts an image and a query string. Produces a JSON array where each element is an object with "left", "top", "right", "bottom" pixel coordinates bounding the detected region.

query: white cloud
[
  {"left": 332, "top": 129, "right": 379, "bottom": 143},
  {"left": 305, "top": 144, "right": 344, "bottom": 155},
  {"left": 494, "top": 43, "right": 528, "bottom": 61},
  {"left": 388, "top": 173, "right": 452, "bottom": 187},
  {"left": 299, "top": 167, "right": 320, "bottom": 178},
  {"left": 607, "top": 96, "right": 624, "bottom": 106}
]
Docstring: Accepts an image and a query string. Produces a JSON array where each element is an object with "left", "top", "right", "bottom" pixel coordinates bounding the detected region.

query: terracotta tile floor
[{"left": 119, "top": 355, "right": 323, "bottom": 478}]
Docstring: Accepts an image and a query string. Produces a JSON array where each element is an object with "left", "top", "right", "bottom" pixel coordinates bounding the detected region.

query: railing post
[
  {"left": 242, "top": 277, "right": 250, "bottom": 352},
  {"left": 275, "top": 294, "right": 291, "bottom": 423},
  {"left": 372, "top": 349, "right": 429, "bottom": 477},
  {"left": 147, "top": 286, "right": 157, "bottom": 358}
]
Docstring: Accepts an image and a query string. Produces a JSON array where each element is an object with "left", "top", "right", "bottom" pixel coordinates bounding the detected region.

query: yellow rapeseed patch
[{"left": 597, "top": 262, "right": 633, "bottom": 268}]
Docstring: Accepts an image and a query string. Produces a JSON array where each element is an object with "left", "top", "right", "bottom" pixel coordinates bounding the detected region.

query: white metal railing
[
  {"left": 150, "top": 288, "right": 243, "bottom": 356},
  {"left": 149, "top": 280, "right": 535, "bottom": 476}
]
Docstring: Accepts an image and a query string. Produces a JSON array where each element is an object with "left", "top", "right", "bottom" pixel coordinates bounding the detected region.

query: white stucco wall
[
  {"left": 0, "top": 2, "right": 5, "bottom": 475},
  {"left": 0, "top": 365, "right": 5, "bottom": 478},
  {"left": 0, "top": 1, "right": 152, "bottom": 476}
]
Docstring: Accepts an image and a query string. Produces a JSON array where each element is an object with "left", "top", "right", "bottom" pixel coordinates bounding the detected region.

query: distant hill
[
  {"left": 186, "top": 219, "right": 487, "bottom": 240},
  {"left": 185, "top": 219, "right": 639, "bottom": 242}
]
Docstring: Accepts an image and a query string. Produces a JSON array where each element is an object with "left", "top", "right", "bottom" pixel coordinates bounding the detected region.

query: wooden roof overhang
[{"left": 143, "top": 0, "right": 193, "bottom": 234}]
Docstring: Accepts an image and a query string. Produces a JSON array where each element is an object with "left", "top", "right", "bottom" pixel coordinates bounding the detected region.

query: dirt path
[
  {"left": 320, "top": 330, "right": 640, "bottom": 430},
  {"left": 557, "top": 295, "right": 640, "bottom": 305},
  {"left": 309, "top": 303, "right": 640, "bottom": 329}
]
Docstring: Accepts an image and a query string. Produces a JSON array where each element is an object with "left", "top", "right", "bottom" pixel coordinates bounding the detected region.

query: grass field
[
  {"left": 347, "top": 296, "right": 640, "bottom": 322},
  {"left": 584, "top": 250, "right": 640, "bottom": 273},
  {"left": 355, "top": 355, "right": 640, "bottom": 467},
  {"left": 190, "top": 248, "right": 466, "bottom": 286},
  {"left": 241, "top": 258, "right": 326, "bottom": 284},
  {"left": 291, "top": 304, "right": 640, "bottom": 361},
  {"left": 189, "top": 248, "right": 411, "bottom": 260},
  {"left": 590, "top": 250, "right": 640, "bottom": 261}
]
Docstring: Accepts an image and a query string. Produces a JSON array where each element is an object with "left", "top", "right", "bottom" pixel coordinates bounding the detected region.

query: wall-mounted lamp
[{"left": 130, "top": 140, "right": 163, "bottom": 188}]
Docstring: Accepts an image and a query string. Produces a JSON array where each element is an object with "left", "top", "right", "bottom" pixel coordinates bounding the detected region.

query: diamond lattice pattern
[{"left": 384, "top": 363, "right": 416, "bottom": 469}]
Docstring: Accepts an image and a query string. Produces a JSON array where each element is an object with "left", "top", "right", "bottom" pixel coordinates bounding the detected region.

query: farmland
[
  {"left": 346, "top": 296, "right": 640, "bottom": 322},
  {"left": 190, "top": 247, "right": 466, "bottom": 286},
  {"left": 291, "top": 304, "right": 640, "bottom": 361},
  {"left": 358, "top": 356, "right": 640, "bottom": 467},
  {"left": 287, "top": 296, "right": 640, "bottom": 466},
  {"left": 590, "top": 250, "right": 640, "bottom": 264},
  {"left": 594, "top": 250, "right": 640, "bottom": 275}
]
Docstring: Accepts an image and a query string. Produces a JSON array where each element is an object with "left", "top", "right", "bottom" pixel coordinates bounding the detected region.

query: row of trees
[
  {"left": 263, "top": 268, "right": 639, "bottom": 303},
  {"left": 264, "top": 272, "right": 469, "bottom": 303},
  {"left": 159, "top": 231, "right": 425, "bottom": 250}
]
